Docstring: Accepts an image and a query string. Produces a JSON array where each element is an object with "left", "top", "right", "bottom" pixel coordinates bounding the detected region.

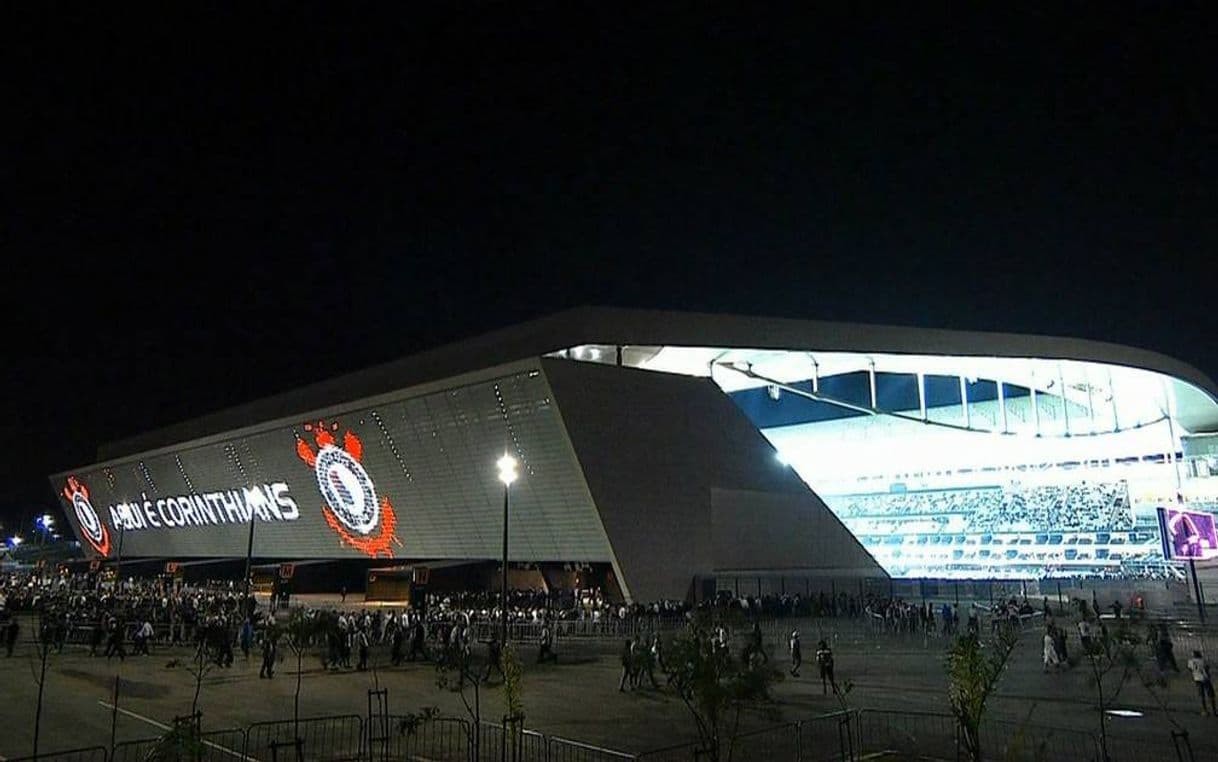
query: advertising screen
[
  {"left": 1158, "top": 506, "right": 1218, "bottom": 560},
  {"left": 52, "top": 368, "right": 612, "bottom": 562}
]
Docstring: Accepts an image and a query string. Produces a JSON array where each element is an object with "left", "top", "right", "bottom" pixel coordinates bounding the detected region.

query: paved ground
[{"left": 1, "top": 614, "right": 1216, "bottom": 760}]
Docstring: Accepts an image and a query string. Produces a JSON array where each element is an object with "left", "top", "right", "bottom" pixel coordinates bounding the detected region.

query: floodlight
[{"left": 496, "top": 454, "right": 519, "bottom": 485}]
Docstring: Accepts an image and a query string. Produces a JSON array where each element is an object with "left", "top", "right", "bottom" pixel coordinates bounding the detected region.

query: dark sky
[{"left": 6, "top": 6, "right": 1217, "bottom": 529}]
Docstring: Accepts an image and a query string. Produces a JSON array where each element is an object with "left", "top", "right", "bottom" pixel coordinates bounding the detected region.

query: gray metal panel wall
[
  {"left": 54, "top": 367, "right": 612, "bottom": 563},
  {"left": 543, "top": 358, "right": 882, "bottom": 602},
  {"left": 710, "top": 488, "right": 882, "bottom": 576}
]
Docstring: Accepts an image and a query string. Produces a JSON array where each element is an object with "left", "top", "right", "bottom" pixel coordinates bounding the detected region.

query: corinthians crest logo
[
  {"left": 62, "top": 476, "right": 111, "bottom": 556},
  {"left": 296, "top": 420, "right": 402, "bottom": 558}
]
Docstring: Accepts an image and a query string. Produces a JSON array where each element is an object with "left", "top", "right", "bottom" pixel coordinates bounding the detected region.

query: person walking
[
  {"left": 1156, "top": 624, "right": 1180, "bottom": 673},
  {"left": 105, "top": 618, "right": 126, "bottom": 662},
  {"left": 789, "top": 630, "right": 802, "bottom": 677},
  {"left": 1187, "top": 650, "right": 1217, "bottom": 716},
  {"left": 537, "top": 622, "right": 557, "bottom": 664},
  {"left": 240, "top": 618, "right": 254, "bottom": 660},
  {"left": 356, "top": 627, "right": 370, "bottom": 672},
  {"left": 390, "top": 623, "right": 405, "bottom": 666},
  {"left": 135, "top": 619, "right": 154, "bottom": 655},
  {"left": 259, "top": 633, "right": 277, "bottom": 679},
  {"left": 815, "top": 639, "right": 835, "bottom": 694},
  {"left": 408, "top": 619, "right": 427, "bottom": 662},
  {"left": 482, "top": 634, "right": 503, "bottom": 683},
  {"left": 4, "top": 617, "right": 19, "bottom": 657},
  {"left": 1043, "top": 626, "right": 1061, "bottom": 672},
  {"left": 618, "top": 638, "right": 634, "bottom": 692},
  {"left": 1077, "top": 619, "right": 1093, "bottom": 654}
]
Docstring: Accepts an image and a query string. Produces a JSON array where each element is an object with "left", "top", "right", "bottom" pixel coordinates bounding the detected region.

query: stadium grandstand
[{"left": 50, "top": 308, "right": 1218, "bottom": 599}]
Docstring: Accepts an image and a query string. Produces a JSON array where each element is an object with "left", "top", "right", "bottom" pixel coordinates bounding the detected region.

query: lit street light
[{"left": 496, "top": 453, "right": 519, "bottom": 650}]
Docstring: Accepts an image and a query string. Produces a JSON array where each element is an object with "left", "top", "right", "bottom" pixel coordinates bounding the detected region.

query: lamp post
[{"left": 496, "top": 454, "right": 519, "bottom": 650}]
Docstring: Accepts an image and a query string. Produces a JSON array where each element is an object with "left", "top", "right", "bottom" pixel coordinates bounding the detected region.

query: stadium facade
[{"left": 51, "top": 308, "right": 1218, "bottom": 601}]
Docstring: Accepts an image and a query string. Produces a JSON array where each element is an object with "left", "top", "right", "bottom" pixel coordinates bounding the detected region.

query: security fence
[
  {"left": 7, "top": 747, "right": 110, "bottom": 762},
  {"left": 244, "top": 714, "right": 364, "bottom": 761},
  {"left": 5, "top": 708, "right": 1203, "bottom": 762},
  {"left": 110, "top": 727, "right": 247, "bottom": 762}
]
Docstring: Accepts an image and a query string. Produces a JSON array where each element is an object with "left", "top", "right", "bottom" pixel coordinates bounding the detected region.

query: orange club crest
[
  {"left": 63, "top": 475, "right": 111, "bottom": 557},
  {"left": 296, "top": 420, "right": 402, "bottom": 558}
]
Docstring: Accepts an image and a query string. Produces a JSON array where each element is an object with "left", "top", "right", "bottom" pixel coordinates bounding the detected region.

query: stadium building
[{"left": 51, "top": 308, "right": 1218, "bottom": 602}]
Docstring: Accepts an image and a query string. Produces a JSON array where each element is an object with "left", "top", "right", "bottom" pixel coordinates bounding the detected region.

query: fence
[
  {"left": 381, "top": 715, "right": 470, "bottom": 762},
  {"left": 547, "top": 737, "right": 637, "bottom": 762},
  {"left": 111, "top": 728, "right": 248, "bottom": 762},
  {"left": 7, "top": 748, "right": 109, "bottom": 762},
  {"left": 244, "top": 714, "right": 364, "bottom": 761},
  {"left": 475, "top": 721, "right": 548, "bottom": 762},
  {"left": 5, "top": 707, "right": 1205, "bottom": 762}
]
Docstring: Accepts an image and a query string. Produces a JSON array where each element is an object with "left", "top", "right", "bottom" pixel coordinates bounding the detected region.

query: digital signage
[
  {"left": 1158, "top": 506, "right": 1218, "bottom": 560},
  {"left": 52, "top": 369, "right": 613, "bottom": 563}
]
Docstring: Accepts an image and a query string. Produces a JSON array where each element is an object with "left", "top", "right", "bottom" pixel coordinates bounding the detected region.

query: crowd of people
[
  {"left": 0, "top": 571, "right": 255, "bottom": 663},
  {"left": 830, "top": 481, "right": 1134, "bottom": 533}
]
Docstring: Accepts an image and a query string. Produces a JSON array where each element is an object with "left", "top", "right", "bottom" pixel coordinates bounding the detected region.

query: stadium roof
[{"left": 101, "top": 307, "right": 1218, "bottom": 460}]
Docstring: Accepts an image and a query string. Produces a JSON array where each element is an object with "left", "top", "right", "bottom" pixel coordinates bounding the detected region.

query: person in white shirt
[
  {"left": 1042, "top": 626, "right": 1060, "bottom": 672},
  {"left": 1186, "top": 650, "right": 1217, "bottom": 716}
]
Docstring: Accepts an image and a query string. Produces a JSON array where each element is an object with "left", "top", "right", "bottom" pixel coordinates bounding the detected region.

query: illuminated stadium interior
[{"left": 551, "top": 344, "right": 1218, "bottom": 580}]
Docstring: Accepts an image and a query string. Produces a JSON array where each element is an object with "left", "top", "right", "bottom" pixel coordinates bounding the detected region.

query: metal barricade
[
  {"left": 112, "top": 728, "right": 248, "bottom": 762},
  {"left": 634, "top": 741, "right": 701, "bottom": 762},
  {"left": 243, "top": 715, "right": 364, "bottom": 762},
  {"left": 475, "top": 722, "right": 547, "bottom": 762},
  {"left": 385, "top": 716, "right": 471, "bottom": 762},
  {"left": 7, "top": 747, "right": 110, "bottom": 762},
  {"left": 113, "top": 725, "right": 248, "bottom": 759},
  {"left": 546, "top": 736, "right": 638, "bottom": 762},
  {"left": 797, "top": 711, "right": 857, "bottom": 762},
  {"left": 723, "top": 723, "right": 799, "bottom": 761},
  {"left": 855, "top": 709, "right": 960, "bottom": 760},
  {"left": 981, "top": 718, "right": 1099, "bottom": 762}
]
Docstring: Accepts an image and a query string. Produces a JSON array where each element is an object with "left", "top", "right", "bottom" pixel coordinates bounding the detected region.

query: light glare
[{"left": 496, "top": 453, "right": 519, "bottom": 485}]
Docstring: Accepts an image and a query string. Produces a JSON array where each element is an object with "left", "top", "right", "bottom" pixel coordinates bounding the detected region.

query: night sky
[{"left": 6, "top": 6, "right": 1217, "bottom": 531}]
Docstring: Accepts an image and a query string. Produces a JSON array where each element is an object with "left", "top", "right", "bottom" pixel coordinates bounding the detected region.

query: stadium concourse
[{"left": 3, "top": 569, "right": 1218, "bottom": 761}]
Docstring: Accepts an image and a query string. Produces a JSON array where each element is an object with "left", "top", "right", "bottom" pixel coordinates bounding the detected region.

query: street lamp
[{"left": 496, "top": 453, "right": 519, "bottom": 649}]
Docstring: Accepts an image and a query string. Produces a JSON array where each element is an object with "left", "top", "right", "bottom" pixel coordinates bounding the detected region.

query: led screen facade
[
  {"left": 52, "top": 367, "right": 613, "bottom": 562},
  {"left": 1158, "top": 507, "right": 1218, "bottom": 560}
]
